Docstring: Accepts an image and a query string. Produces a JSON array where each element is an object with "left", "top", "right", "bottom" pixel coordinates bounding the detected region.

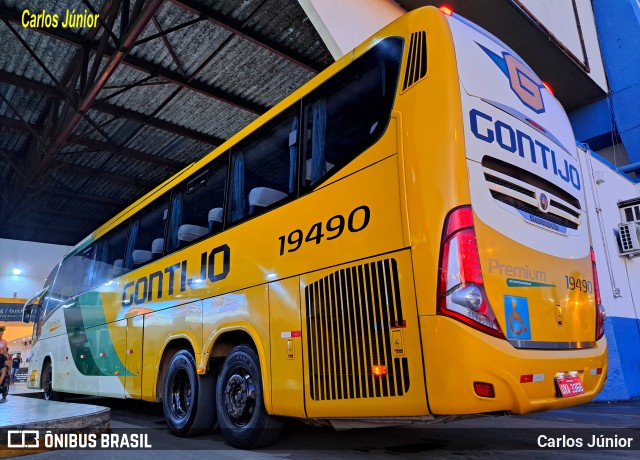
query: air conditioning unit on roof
[{"left": 617, "top": 222, "right": 640, "bottom": 257}]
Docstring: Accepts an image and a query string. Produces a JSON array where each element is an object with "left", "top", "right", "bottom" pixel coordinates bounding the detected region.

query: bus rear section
[{"left": 419, "top": 10, "right": 606, "bottom": 415}]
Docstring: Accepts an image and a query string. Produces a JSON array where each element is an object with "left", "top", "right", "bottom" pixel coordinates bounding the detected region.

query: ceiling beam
[
  {"left": 24, "top": 206, "right": 106, "bottom": 225},
  {"left": 50, "top": 0, "right": 164, "bottom": 158},
  {"left": 42, "top": 187, "right": 126, "bottom": 207},
  {"left": 0, "top": 115, "right": 188, "bottom": 170},
  {"left": 0, "top": 69, "right": 220, "bottom": 145},
  {"left": 170, "top": 0, "right": 324, "bottom": 73},
  {"left": 59, "top": 162, "right": 159, "bottom": 189},
  {"left": 0, "top": 224, "right": 89, "bottom": 244},
  {"left": 68, "top": 135, "right": 187, "bottom": 169},
  {"left": 0, "top": 5, "right": 269, "bottom": 115},
  {"left": 92, "top": 100, "right": 222, "bottom": 146}
]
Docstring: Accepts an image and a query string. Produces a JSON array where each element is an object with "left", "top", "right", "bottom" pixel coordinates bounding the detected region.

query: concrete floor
[{"left": 2, "top": 382, "right": 639, "bottom": 458}]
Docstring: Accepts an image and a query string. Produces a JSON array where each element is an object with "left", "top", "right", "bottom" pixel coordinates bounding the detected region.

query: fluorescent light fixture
[{"left": 12, "top": 268, "right": 22, "bottom": 275}]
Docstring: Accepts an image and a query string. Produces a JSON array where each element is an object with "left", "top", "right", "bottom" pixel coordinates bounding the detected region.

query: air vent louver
[
  {"left": 306, "top": 258, "right": 409, "bottom": 401},
  {"left": 402, "top": 31, "right": 427, "bottom": 91}
]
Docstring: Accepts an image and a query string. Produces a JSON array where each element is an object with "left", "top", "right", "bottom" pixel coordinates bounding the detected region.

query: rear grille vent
[
  {"left": 402, "top": 31, "right": 427, "bottom": 91},
  {"left": 306, "top": 258, "right": 409, "bottom": 401},
  {"left": 551, "top": 200, "right": 580, "bottom": 218},
  {"left": 485, "top": 174, "right": 534, "bottom": 198},
  {"left": 482, "top": 156, "right": 581, "bottom": 232},
  {"left": 490, "top": 190, "right": 579, "bottom": 230}
]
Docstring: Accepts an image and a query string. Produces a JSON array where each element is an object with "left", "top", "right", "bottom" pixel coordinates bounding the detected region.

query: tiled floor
[{"left": 0, "top": 384, "right": 108, "bottom": 428}]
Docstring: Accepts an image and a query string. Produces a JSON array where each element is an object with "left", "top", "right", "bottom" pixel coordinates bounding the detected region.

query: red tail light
[
  {"left": 592, "top": 247, "right": 606, "bottom": 340},
  {"left": 439, "top": 6, "right": 453, "bottom": 16},
  {"left": 473, "top": 382, "right": 495, "bottom": 398},
  {"left": 542, "top": 81, "right": 554, "bottom": 96},
  {"left": 438, "top": 206, "right": 504, "bottom": 339}
]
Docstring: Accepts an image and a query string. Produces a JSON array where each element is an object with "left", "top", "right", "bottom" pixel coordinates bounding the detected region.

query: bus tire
[
  {"left": 216, "top": 345, "right": 283, "bottom": 449},
  {"left": 42, "top": 361, "right": 64, "bottom": 401},
  {"left": 163, "top": 350, "right": 217, "bottom": 437}
]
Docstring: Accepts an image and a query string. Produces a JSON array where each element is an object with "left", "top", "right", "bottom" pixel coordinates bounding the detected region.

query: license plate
[{"left": 555, "top": 375, "right": 585, "bottom": 398}]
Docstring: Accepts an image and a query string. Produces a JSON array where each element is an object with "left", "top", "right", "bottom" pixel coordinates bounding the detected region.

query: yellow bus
[{"left": 23, "top": 6, "right": 607, "bottom": 449}]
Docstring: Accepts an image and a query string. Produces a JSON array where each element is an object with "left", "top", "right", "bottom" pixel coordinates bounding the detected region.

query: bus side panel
[
  {"left": 301, "top": 250, "right": 428, "bottom": 418},
  {"left": 202, "top": 285, "right": 272, "bottom": 411},
  {"left": 269, "top": 277, "right": 305, "bottom": 417},
  {"left": 141, "top": 299, "right": 203, "bottom": 401},
  {"left": 392, "top": 9, "right": 471, "bottom": 318}
]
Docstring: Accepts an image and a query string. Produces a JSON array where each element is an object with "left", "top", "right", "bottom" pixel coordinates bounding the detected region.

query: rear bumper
[{"left": 421, "top": 315, "right": 607, "bottom": 415}]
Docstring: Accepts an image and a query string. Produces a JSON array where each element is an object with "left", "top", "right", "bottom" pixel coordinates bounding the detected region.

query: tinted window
[
  {"left": 302, "top": 37, "right": 402, "bottom": 189},
  {"left": 94, "top": 224, "right": 130, "bottom": 284},
  {"left": 125, "top": 195, "right": 170, "bottom": 270},
  {"left": 47, "top": 244, "right": 96, "bottom": 310},
  {"left": 168, "top": 153, "right": 229, "bottom": 251},
  {"left": 227, "top": 108, "right": 299, "bottom": 224}
]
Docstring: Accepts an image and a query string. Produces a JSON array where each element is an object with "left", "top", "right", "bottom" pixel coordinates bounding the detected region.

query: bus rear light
[
  {"left": 591, "top": 247, "right": 602, "bottom": 307},
  {"left": 596, "top": 304, "right": 606, "bottom": 341},
  {"left": 473, "top": 382, "right": 495, "bottom": 398},
  {"left": 439, "top": 6, "right": 453, "bottom": 16},
  {"left": 591, "top": 247, "right": 606, "bottom": 340},
  {"left": 372, "top": 365, "right": 387, "bottom": 376},
  {"left": 525, "top": 117, "right": 546, "bottom": 133},
  {"left": 438, "top": 207, "right": 505, "bottom": 339},
  {"left": 542, "top": 81, "right": 554, "bottom": 95}
]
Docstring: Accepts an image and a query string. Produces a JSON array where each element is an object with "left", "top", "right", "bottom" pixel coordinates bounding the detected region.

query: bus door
[
  {"left": 125, "top": 315, "right": 144, "bottom": 398},
  {"left": 22, "top": 288, "right": 46, "bottom": 342}
]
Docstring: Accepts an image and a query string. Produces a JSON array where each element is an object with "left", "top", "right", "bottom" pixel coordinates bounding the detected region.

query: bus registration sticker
[
  {"left": 504, "top": 295, "right": 531, "bottom": 340},
  {"left": 555, "top": 373, "right": 585, "bottom": 398}
]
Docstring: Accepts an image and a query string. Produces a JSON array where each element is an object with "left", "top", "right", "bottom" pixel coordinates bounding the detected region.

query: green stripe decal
[
  {"left": 64, "top": 291, "right": 133, "bottom": 376},
  {"left": 507, "top": 278, "right": 556, "bottom": 288}
]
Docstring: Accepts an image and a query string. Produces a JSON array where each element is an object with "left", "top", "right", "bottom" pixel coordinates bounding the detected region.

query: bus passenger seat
[
  {"left": 305, "top": 159, "right": 334, "bottom": 183},
  {"left": 112, "top": 259, "right": 124, "bottom": 277},
  {"left": 208, "top": 208, "right": 223, "bottom": 233},
  {"left": 151, "top": 238, "right": 164, "bottom": 259},
  {"left": 248, "top": 187, "right": 287, "bottom": 215},
  {"left": 177, "top": 224, "right": 208, "bottom": 244},
  {"left": 132, "top": 250, "right": 152, "bottom": 266}
]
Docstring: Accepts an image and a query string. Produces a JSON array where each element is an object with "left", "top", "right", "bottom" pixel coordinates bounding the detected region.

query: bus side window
[
  {"left": 45, "top": 243, "right": 95, "bottom": 311},
  {"left": 302, "top": 37, "right": 403, "bottom": 189},
  {"left": 227, "top": 108, "right": 299, "bottom": 224},
  {"left": 167, "top": 153, "right": 229, "bottom": 252},
  {"left": 125, "top": 194, "right": 170, "bottom": 271},
  {"left": 93, "top": 223, "right": 130, "bottom": 285},
  {"left": 78, "top": 244, "right": 97, "bottom": 293}
]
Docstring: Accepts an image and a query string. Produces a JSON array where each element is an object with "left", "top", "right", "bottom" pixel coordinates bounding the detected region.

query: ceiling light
[{"left": 12, "top": 268, "right": 23, "bottom": 275}]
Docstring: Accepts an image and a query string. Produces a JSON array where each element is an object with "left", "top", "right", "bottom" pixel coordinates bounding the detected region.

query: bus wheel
[
  {"left": 163, "top": 350, "right": 217, "bottom": 436},
  {"left": 216, "top": 345, "right": 283, "bottom": 449},
  {"left": 42, "top": 361, "right": 64, "bottom": 401}
]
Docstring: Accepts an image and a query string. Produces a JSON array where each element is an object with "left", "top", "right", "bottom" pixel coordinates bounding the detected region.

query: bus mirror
[
  {"left": 22, "top": 303, "right": 33, "bottom": 323},
  {"left": 22, "top": 288, "right": 46, "bottom": 323}
]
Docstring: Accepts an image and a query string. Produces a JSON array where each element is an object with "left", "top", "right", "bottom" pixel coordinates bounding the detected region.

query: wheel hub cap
[{"left": 225, "top": 371, "right": 256, "bottom": 422}]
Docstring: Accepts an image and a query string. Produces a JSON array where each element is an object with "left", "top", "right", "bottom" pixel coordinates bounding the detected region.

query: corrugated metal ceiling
[{"left": 0, "top": 0, "right": 332, "bottom": 245}]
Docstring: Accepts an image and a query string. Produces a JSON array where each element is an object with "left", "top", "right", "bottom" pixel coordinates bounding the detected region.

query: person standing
[
  {"left": 0, "top": 327, "right": 8, "bottom": 385},
  {"left": 11, "top": 353, "right": 21, "bottom": 383}
]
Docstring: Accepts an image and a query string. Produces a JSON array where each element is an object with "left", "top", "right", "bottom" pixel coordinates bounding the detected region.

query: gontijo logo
[
  {"left": 477, "top": 42, "right": 545, "bottom": 114},
  {"left": 469, "top": 108, "right": 581, "bottom": 192}
]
